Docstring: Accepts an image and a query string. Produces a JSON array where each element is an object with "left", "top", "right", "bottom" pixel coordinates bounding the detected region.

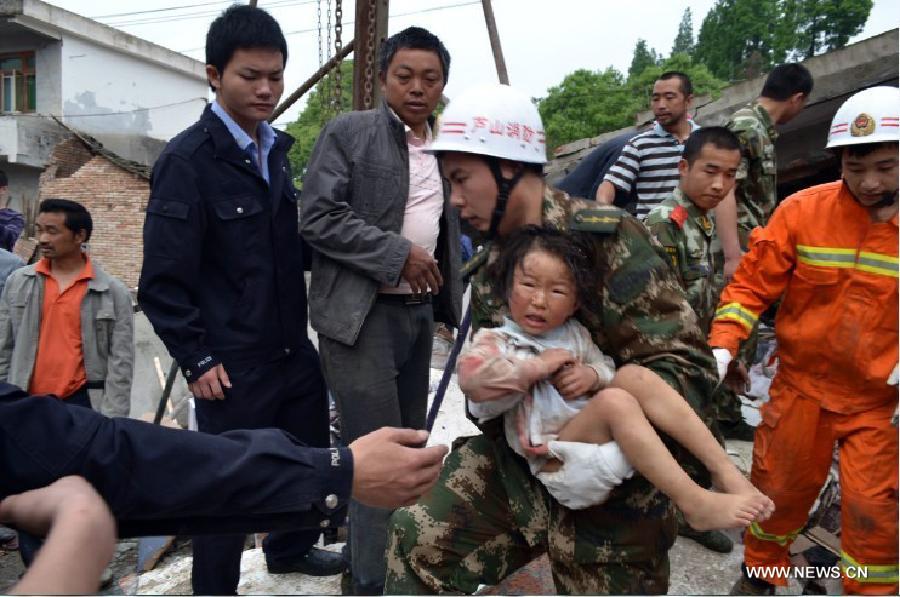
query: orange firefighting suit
[{"left": 709, "top": 181, "right": 898, "bottom": 594}]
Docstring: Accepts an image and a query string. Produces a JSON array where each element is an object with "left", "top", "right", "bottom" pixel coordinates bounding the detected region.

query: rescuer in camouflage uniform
[
  {"left": 729, "top": 103, "right": 779, "bottom": 251},
  {"left": 715, "top": 64, "right": 813, "bottom": 438},
  {"left": 645, "top": 127, "right": 744, "bottom": 555},
  {"left": 384, "top": 84, "right": 718, "bottom": 595},
  {"left": 646, "top": 127, "right": 743, "bottom": 334},
  {"left": 647, "top": 189, "right": 723, "bottom": 332}
]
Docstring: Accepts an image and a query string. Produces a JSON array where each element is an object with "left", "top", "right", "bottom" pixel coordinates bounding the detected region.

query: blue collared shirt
[{"left": 211, "top": 100, "right": 277, "bottom": 184}]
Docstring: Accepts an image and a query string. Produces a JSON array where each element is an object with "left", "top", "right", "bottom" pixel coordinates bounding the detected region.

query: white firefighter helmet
[
  {"left": 429, "top": 83, "right": 547, "bottom": 164},
  {"left": 827, "top": 86, "right": 900, "bottom": 149}
]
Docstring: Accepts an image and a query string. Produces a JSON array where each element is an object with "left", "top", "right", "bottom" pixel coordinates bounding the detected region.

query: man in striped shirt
[{"left": 596, "top": 72, "right": 699, "bottom": 220}]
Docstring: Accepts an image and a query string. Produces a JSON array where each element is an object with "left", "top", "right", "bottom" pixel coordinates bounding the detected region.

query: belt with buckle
[{"left": 377, "top": 292, "right": 433, "bottom": 306}]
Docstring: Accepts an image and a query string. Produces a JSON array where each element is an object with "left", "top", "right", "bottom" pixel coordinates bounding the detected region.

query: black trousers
[
  {"left": 318, "top": 300, "right": 433, "bottom": 590},
  {"left": 191, "top": 344, "right": 330, "bottom": 595}
]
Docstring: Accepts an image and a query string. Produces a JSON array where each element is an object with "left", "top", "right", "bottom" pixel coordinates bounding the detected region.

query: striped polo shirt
[{"left": 603, "top": 120, "right": 699, "bottom": 220}]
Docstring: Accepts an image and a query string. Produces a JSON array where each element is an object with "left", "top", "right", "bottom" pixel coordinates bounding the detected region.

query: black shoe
[
  {"left": 340, "top": 571, "right": 383, "bottom": 596},
  {"left": 267, "top": 547, "right": 347, "bottom": 576},
  {"left": 678, "top": 521, "right": 734, "bottom": 553},
  {"left": 719, "top": 419, "right": 757, "bottom": 441},
  {"left": 729, "top": 564, "right": 775, "bottom": 595}
]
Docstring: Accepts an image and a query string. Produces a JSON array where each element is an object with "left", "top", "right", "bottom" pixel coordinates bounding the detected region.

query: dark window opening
[{"left": 0, "top": 51, "right": 37, "bottom": 113}]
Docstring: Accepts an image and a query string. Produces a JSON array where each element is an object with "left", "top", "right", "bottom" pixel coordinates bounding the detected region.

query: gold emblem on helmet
[{"left": 850, "top": 113, "right": 876, "bottom": 137}]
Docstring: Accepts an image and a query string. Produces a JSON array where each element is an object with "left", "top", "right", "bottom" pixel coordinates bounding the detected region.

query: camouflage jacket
[
  {"left": 645, "top": 188, "right": 723, "bottom": 334},
  {"left": 466, "top": 185, "right": 719, "bottom": 560},
  {"left": 728, "top": 102, "right": 778, "bottom": 246}
]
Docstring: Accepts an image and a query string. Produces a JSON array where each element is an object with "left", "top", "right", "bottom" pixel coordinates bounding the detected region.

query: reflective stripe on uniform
[
  {"left": 714, "top": 302, "right": 758, "bottom": 331},
  {"left": 796, "top": 245, "right": 857, "bottom": 268},
  {"left": 841, "top": 551, "right": 900, "bottom": 583},
  {"left": 797, "top": 245, "right": 899, "bottom": 278},
  {"left": 857, "top": 251, "right": 899, "bottom": 278},
  {"left": 748, "top": 522, "right": 801, "bottom": 546}
]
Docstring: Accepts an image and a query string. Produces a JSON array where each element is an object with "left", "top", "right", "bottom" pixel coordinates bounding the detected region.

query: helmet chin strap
[
  {"left": 486, "top": 158, "right": 526, "bottom": 240},
  {"left": 845, "top": 181, "right": 898, "bottom": 208},
  {"left": 873, "top": 189, "right": 899, "bottom": 209}
]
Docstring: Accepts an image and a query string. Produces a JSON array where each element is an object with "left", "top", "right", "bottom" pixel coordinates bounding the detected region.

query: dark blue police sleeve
[{"left": 0, "top": 384, "right": 352, "bottom": 537}]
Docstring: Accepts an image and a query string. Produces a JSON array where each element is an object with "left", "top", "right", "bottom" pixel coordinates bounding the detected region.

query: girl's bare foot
[
  {"left": 712, "top": 467, "right": 776, "bottom": 520},
  {"left": 679, "top": 490, "right": 771, "bottom": 531}
]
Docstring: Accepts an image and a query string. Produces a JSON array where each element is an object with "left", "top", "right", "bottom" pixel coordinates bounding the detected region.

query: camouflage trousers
[{"left": 384, "top": 433, "right": 675, "bottom": 595}]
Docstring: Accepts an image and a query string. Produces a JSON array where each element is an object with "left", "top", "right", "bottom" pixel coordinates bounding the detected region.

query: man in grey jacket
[
  {"left": 300, "top": 27, "right": 461, "bottom": 595},
  {"left": 0, "top": 199, "right": 133, "bottom": 418},
  {"left": 0, "top": 248, "right": 24, "bottom": 298}
]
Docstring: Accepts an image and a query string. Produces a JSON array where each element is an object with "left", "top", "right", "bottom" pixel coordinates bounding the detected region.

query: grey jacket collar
[
  {"left": 23, "top": 258, "right": 112, "bottom": 292},
  {"left": 378, "top": 99, "right": 438, "bottom": 144}
]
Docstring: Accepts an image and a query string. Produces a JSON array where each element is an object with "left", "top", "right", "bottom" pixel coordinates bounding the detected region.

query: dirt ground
[{"left": 0, "top": 537, "right": 194, "bottom": 595}]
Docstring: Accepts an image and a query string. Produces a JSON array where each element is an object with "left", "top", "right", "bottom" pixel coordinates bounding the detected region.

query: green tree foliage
[
  {"left": 628, "top": 39, "right": 660, "bottom": 79},
  {"left": 628, "top": 53, "right": 728, "bottom": 103},
  {"left": 694, "top": 0, "right": 778, "bottom": 81},
  {"left": 284, "top": 60, "right": 353, "bottom": 182},
  {"left": 695, "top": 0, "right": 872, "bottom": 81},
  {"left": 672, "top": 8, "right": 695, "bottom": 55},
  {"left": 783, "top": 0, "right": 873, "bottom": 60},
  {"left": 538, "top": 55, "right": 727, "bottom": 151},
  {"left": 539, "top": 68, "right": 635, "bottom": 152}
]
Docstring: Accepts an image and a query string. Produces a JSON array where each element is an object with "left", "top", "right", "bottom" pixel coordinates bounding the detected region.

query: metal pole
[
  {"left": 372, "top": 0, "right": 389, "bottom": 107},
  {"left": 153, "top": 360, "right": 181, "bottom": 425},
  {"left": 352, "top": 0, "right": 389, "bottom": 110},
  {"left": 249, "top": 0, "right": 258, "bottom": 6},
  {"left": 270, "top": 40, "right": 355, "bottom": 123},
  {"left": 481, "top": 0, "right": 509, "bottom": 85}
]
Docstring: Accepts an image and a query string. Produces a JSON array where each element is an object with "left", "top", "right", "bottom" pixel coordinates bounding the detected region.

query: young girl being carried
[{"left": 458, "top": 226, "right": 774, "bottom": 529}]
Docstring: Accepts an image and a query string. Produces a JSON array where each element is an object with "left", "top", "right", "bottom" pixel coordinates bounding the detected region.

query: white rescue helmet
[
  {"left": 429, "top": 83, "right": 547, "bottom": 164},
  {"left": 826, "top": 86, "right": 900, "bottom": 149}
]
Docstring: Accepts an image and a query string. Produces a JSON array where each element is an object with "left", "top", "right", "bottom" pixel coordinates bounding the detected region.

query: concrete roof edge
[
  {"left": 51, "top": 116, "right": 152, "bottom": 179},
  {"left": 10, "top": 0, "right": 206, "bottom": 82}
]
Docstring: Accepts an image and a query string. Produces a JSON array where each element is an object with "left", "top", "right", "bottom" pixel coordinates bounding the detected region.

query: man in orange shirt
[
  {"left": 711, "top": 87, "right": 899, "bottom": 595},
  {"left": 0, "top": 199, "right": 133, "bottom": 414}
]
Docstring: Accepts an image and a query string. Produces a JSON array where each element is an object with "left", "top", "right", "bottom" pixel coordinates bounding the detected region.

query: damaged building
[{"left": 0, "top": 0, "right": 208, "bottom": 243}]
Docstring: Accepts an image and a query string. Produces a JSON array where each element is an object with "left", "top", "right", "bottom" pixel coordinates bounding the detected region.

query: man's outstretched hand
[
  {"left": 349, "top": 428, "right": 448, "bottom": 509},
  {"left": 1, "top": 476, "right": 116, "bottom": 595}
]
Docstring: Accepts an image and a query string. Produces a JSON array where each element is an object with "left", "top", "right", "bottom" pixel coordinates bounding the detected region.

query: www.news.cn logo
[{"left": 746, "top": 565, "right": 869, "bottom": 581}]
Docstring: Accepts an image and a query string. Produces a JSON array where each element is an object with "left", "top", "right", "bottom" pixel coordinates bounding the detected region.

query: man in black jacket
[{"left": 138, "top": 6, "right": 342, "bottom": 594}]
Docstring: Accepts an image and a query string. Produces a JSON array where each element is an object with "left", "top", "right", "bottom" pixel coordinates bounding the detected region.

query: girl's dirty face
[{"left": 507, "top": 249, "right": 578, "bottom": 336}]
